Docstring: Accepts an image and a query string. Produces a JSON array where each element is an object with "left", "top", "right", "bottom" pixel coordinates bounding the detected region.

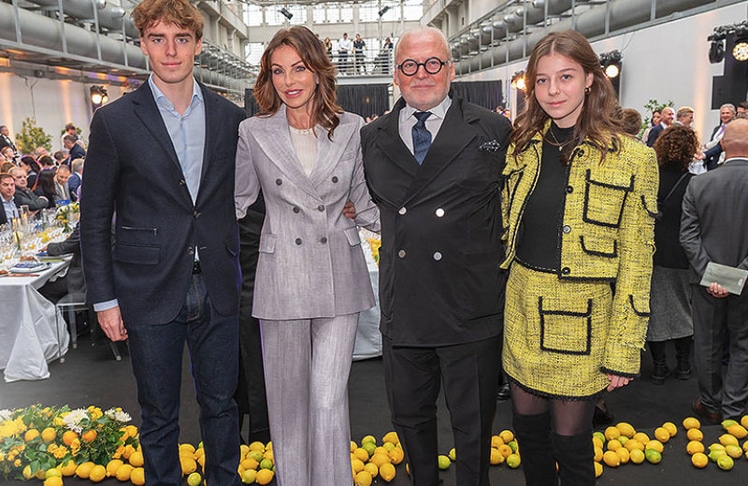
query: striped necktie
[{"left": 412, "top": 111, "right": 432, "bottom": 165}]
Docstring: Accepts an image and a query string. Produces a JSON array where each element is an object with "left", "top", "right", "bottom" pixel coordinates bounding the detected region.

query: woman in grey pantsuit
[{"left": 235, "top": 26, "right": 379, "bottom": 485}]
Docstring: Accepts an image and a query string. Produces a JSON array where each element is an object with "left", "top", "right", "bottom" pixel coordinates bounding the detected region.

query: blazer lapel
[
  {"left": 373, "top": 98, "right": 420, "bottom": 179},
  {"left": 252, "top": 106, "right": 320, "bottom": 199},
  {"left": 402, "top": 96, "right": 477, "bottom": 204},
  {"left": 130, "top": 83, "right": 181, "bottom": 171}
]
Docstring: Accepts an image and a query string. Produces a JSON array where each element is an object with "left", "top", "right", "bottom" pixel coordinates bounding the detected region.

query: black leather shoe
[
  {"left": 692, "top": 398, "right": 722, "bottom": 425},
  {"left": 497, "top": 383, "right": 511, "bottom": 402}
]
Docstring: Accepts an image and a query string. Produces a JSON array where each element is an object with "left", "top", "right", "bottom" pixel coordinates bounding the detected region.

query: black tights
[{"left": 510, "top": 383, "right": 596, "bottom": 436}]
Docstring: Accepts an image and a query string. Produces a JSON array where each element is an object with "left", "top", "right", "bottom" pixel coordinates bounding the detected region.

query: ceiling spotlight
[
  {"left": 709, "top": 40, "right": 725, "bottom": 63},
  {"left": 279, "top": 7, "right": 293, "bottom": 20},
  {"left": 510, "top": 71, "right": 526, "bottom": 91},
  {"left": 90, "top": 85, "right": 108, "bottom": 106},
  {"left": 733, "top": 40, "right": 748, "bottom": 61},
  {"left": 604, "top": 63, "right": 620, "bottom": 79},
  {"left": 378, "top": 6, "right": 390, "bottom": 17},
  {"left": 599, "top": 50, "right": 623, "bottom": 79}
]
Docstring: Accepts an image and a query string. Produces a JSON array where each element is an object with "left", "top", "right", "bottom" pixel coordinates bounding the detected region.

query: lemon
[
  {"left": 437, "top": 455, "right": 451, "bottom": 470},
  {"left": 616, "top": 422, "right": 635, "bottom": 438},
  {"left": 593, "top": 446, "right": 603, "bottom": 462},
  {"left": 727, "top": 424, "right": 748, "bottom": 439},
  {"left": 686, "top": 428, "right": 704, "bottom": 442},
  {"left": 717, "top": 454, "right": 734, "bottom": 471},
  {"left": 240, "top": 444, "right": 250, "bottom": 458},
  {"left": 106, "top": 459, "right": 124, "bottom": 477},
  {"left": 41, "top": 427, "right": 57, "bottom": 443},
  {"left": 632, "top": 432, "right": 650, "bottom": 445},
  {"left": 379, "top": 462, "right": 396, "bottom": 482},
  {"left": 388, "top": 446, "right": 405, "bottom": 464},
  {"left": 616, "top": 447, "right": 630, "bottom": 464},
  {"left": 506, "top": 453, "right": 521, "bottom": 469},
  {"left": 130, "top": 467, "right": 145, "bottom": 486},
  {"left": 383, "top": 442, "right": 395, "bottom": 452},
  {"left": 179, "top": 443, "right": 197, "bottom": 455},
  {"left": 351, "top": 458, "right": 365, "bottom": 474},
  {"left": 370, "top": 453, "right": 391, "bottom": 468},
  {"left": 645, "top": 440, "right": 664, "bottom": 454},
  {"left": 89, "top": 464, "right": 106, "bottom": 483},
  {"left": 498, "top": 444, "right": 513, "bottom": 458},
  {"left": 708, "top": 448, "right": 726, "bottom": 463},
  {"left": 593, "top": 431, "right": 606, "bottom": 446},
  {"left": 115, "top": 464, "right": 133, "bottom": 481},
  {"left": 354, "top": 470, "right": 372, "bottom": 486},
  {"left": 364, "top": 462, "right": 378, "bottom": 478},
  {"left": 607, "top": 439, "right": 622, "bottom": 451},
  {"left": 687, "top": 440, "right": 705, "bottom": 455},
  {"left": 602, "top": 450, "right": 620, "bottom": 467},
  {"left": 45, "top": 468, "right": 62, "bottom": 479},
  {"left": 719, "top": 433, "right": 739, "bottom": 447},
  {"left": 629, "top": 448, "right": 645, "bottom": 465},
  {"left": 448, "top": 447, "right": 456, "bottom": 461},
  {"left": 75, "top": 462, "right": 95, "bottom": 479},
  {"left": 43, "top": 477, "right": 63, "bottom": 486},
  {"left": 489, "top": 448, "right": 503, "bottom": 465},
  {"left": 644, "top": 449, "right": 662, "bottom": 464},
  {"left": 24, "top": 429, "right": 40, "bottom": 442},
  {"left": 743, "top": 440, "right": 748, "bottom": 453},
  {"left": 241, "top": 469, "right": 256, "bottom": 484},
  {"left": 262, "top": 450, "right": 274, "bottom": 462},
  {"left": 662, "top": 422, "right": 678, "bottom": 437},
  {"left": 725, "top": 444, "right": 743, "bottom": 459},
  {"left": 617, "top": 435, "right": 629, "bottom": 446},
  {"left": 373, "top": 446, "right": 388, "bottom": 456},
  {"left": 691, "top": 452, "right": 708, "bottom": 468},
  {"left": 594, "top": 461, "right": 603, "bottom": 478},
  {"left": 187, "top": 472, "right": 202, "bottom": 486},
  {"left": 382, "top": 431, "right": 399, "bottom": 444},
  {"left": 350, "top": 448, "right": 367, "bottom": 463},
  {"left": 741, "top": 415, "right": 748, "bottom": 429},
  {"left": 604, "top": 426, "right": 620, "bottom": 441},
  {"left": 36, "top": 469, "right": 47, "bottom": 480},
  {"left": 181, "top": 456, "right": 198, "bottom": 475},
  {"left": 624, "top": 439, "right": 644, "bottom": 452},
  {"left": 683, "top": 417, "right": 701, "bottom": 430},
  {"left": 361, "top": 435, "right": 377, "bottom": 445},
  {"left": 653, "top": 427, "right": 670, "bottom": 443},
  {"left": 60, "top": 460, "right": 77, "bottom": 477},
  {"left": 241, "top": 457, "right": 259, "bottom": 471},
  {"left": 592, "top": 436, "right": 604, "bottom": 450},
  {"left": 499, "top": 430, "right": 514, "bottom": 443},
  {"left": 129, "top": 450, "right": 144, "bottom": 467},
  {"left": 248, "top": 450, "right": 263, "bottom": 462},
  {"left": 248, "top": 441, "right": 265, "bottom": 452},
  {"left": 255, "top": 469, "right": 274, "bottom": 485}
]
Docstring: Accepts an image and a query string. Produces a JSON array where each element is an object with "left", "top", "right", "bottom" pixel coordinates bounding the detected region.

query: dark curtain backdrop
[
  {"left": 245, "top": 85, "right": 389, "bottom": 119},
  {"left": 451, "top": 80, "right": 504, "bottom": 111},
  {"left": 245, "top": 81, "right": 502, "bottom": 118}
]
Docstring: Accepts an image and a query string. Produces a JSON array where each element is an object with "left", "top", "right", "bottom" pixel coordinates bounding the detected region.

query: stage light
[
  {"left": 604, "top": 63, "right": 620, "bottom": 79},
  {"left": 709, "top": 40, "right": 725, "bottom": 63},
  {"left": 733, "top": 40, "right": 748, "bottom": 61},
  {"left": 510, "top": 71, "right": 525, "bottom": 91},
  {"left": 90, "top": 85, "right": 108, "bottom": 106},
  {"left": 279, "top": 7, "right": 293, "bottom": 20},
  {"left": 378, "top": 6, "right": 390, "bottom": 17},
  {"left": 599, "top": 50, "right": 622, "bottom": 79}
]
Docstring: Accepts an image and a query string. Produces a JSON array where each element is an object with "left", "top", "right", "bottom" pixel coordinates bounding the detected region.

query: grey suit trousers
[{"left": 260, "top": 314, "right": 358, "bottom": 486}]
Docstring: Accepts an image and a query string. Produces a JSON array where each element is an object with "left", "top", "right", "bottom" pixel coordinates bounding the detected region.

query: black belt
[{"left": 192, "top": 260, "right": 202, "bottom": 274}]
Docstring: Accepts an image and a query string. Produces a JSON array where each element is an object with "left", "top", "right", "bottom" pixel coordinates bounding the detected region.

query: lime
[
  {"left": 187, "top": 472, "right": 202, "bottom": 486},
  {"left": 717, "top": 454, "right": 734, "bottom": 471},
  {"left": 437, "top": 455, "right": 451, "bottom": 470},
  {"left": 448, "top": 447, "right": 456, "bottom": 461},
  {"left": 644, "top": 449, "right": 662, "bottom": 464}
]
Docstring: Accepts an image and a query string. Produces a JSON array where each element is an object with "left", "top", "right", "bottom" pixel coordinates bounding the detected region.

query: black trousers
[{"left": 383, "top": 335, "right": 501, "bottom": 486}]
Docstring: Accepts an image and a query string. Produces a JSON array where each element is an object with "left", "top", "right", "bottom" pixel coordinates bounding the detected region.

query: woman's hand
[
  {"left": 606, "top": 374, "right": 632, "bottom": 391},
  {"left": 343, "top": 200, "right": 357, "bottom": 219}
]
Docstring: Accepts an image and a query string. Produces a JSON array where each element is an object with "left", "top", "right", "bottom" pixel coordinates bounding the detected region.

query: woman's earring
[{"left": 585, "top": 86, "right": 591, "bottom": 95}]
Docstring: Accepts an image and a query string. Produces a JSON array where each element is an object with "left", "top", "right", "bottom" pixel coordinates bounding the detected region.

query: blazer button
[
  {"left": 293, "top": 206, "right": 300, "bottom": 213},
  {"left": 318, "top": 205, "right": 325, "bottom": 212},
  {"left": 275, "top": 178, "right": 282, "bottom": 185},
  {"left": 562, "top": 225, "right": 571, "bottom": 234},
  {"left": 188, "top": 247, "right": 194, "bottom": 255},
  {"left": 398, "top": 207, "right": 407, "bottom": 215},
  {"left": 295, "top": 238, "right": 302, "bottom": 245},
  {"left": 397, "top": 249, "right": 406, "bottom": 258},
  {"left": 332, "top": 176, "right": 339, "bottom": 183},
  {"left": 435, "top": 208, "right": 445, "bottom": 217},
  {"left": 178, "top": 179, "right": 186, "bottom": 186},
  {"left": 433, "top": 251, "right": 442, "bottom": 261},
  {"left": 320, "top": 237, "right": 328, "bottom": 244},
  {"left": 566, "top": 185, "right": 573, "bottom": 194},
  {"left": 193, "top": 211, "right": 201, "bottom": 219},
  {"left": 561, "top": 267, "right": 571, "bottom": 275}
]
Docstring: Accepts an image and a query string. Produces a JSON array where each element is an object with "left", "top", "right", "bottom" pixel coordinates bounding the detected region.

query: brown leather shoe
[{"left": 692, "top": 398, "right": 722, "bottom": 425}]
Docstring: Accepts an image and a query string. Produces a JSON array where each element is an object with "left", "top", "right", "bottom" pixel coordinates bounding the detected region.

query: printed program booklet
[{"left": 700, "top": 262, "right": 748, "bottom": 295}]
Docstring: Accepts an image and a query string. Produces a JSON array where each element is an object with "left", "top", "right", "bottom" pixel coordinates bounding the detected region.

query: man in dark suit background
[
  {"left": 80, "top": 1, "right": 244, "bottom": 485},
  {"left": 647, "top": 106, "right": 675, "bottom": 147},
  {"left": 681, "top": 119, "right": 748, "bottom": 423},
  {"left": 361, "top": 27, "right": 511, "bottom": 486}
]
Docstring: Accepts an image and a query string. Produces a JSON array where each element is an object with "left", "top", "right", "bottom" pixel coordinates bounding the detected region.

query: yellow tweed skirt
[{"left": 503, "top": 261, "right": 613, "bottom": 399}]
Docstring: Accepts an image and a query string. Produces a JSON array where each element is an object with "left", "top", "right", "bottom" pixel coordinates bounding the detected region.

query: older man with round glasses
[{"left": 361, "top": 26, "right": 512, "bottom": 486}]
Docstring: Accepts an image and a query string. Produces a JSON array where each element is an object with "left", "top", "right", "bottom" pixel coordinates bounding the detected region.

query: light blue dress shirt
[{"left": 2, "top": 195, "right": 18, "bottom": 222}]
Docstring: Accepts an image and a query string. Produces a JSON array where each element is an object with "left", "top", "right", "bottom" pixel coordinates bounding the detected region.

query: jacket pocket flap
[
  {"left": 344, "top": 226, "right": 361, "bottom": 246},
  {"left": 580, "top": 235, "right": 618, "bottom": 258}
]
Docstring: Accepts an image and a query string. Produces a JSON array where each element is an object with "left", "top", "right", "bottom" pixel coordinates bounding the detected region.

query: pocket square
[{"left": 479, "top": 139, "right": 502, "bottom": 152}]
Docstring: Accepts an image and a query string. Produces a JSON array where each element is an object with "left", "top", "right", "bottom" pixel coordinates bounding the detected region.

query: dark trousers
[
  {"left": 127, "top": 273, "right": 241, "bottom": 486},
  {"left": 692, "top": 284, "right": 748, "bottom": 419},
  {"left": 383, "top": 335, "right": 501, "bottom": 486}
]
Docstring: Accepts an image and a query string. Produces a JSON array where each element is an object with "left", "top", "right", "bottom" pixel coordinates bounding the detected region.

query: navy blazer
[{"left": 80, "top": 82, "right": 246, "bottom": 326}]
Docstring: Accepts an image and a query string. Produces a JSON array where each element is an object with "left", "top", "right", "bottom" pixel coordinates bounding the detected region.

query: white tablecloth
[
  {"left": 0, "top": 259, "right": 71, "bottom": 382},
  {"left": 353, "top": 233, "right": 381, "bottom": 361}
]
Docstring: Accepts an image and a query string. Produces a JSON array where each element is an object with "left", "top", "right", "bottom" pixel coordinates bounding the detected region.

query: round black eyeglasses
[{"left": 396, "top": 57, "right": 450, "bottom": 76}]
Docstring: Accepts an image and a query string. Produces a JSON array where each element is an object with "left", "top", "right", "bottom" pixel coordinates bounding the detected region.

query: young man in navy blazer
[{"left": 80, "top": 1, "right": 245, "bottom": 484}]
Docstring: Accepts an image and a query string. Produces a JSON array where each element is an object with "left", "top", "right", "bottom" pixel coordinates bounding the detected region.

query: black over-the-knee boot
[
  {"left": 648, "top": 340, "right": 669, "bottom": 385},
  {"left": 513, "top": 412, "right": 558, "bottom": 486},
  {"left": 552, "top": 432, "right": 595, "bottom": 486},
  {"left": 674, "top": 336, "right": 693, "bottom": 379}
]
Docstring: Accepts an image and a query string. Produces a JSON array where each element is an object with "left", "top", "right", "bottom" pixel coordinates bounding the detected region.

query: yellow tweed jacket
[{"left": 501, "top": 126, "right": 659, "bottom": 376}]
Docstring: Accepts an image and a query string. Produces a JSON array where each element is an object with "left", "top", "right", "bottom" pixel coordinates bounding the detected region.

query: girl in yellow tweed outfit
[{"left": 501, "top": 31, "right": 658, "bottom": 485}]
